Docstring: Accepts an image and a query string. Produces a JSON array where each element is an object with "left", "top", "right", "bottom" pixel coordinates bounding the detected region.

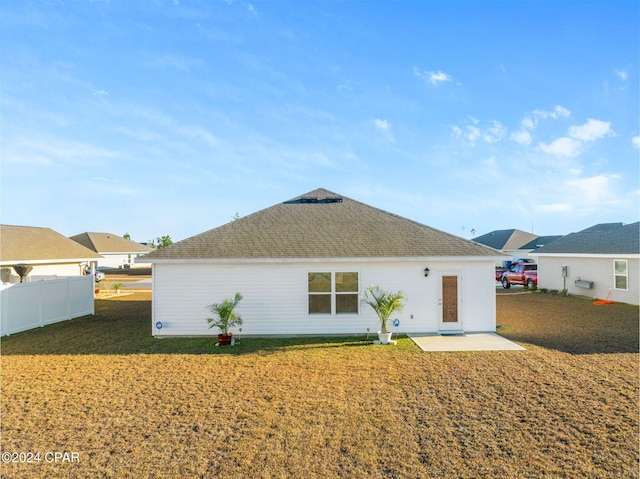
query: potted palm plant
[
  {"left": 206, "top": 292, "right": 243, "bottom": 346},
  {"left": 361, "top": 286, "right": 406, "bottom": 344}
]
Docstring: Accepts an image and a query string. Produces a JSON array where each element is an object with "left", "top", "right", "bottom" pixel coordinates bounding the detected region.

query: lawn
[{"left": 1, "top": 292, "right": 638, "bottom": 478}]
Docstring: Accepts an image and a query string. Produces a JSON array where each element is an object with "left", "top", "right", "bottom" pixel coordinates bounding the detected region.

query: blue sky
[{"left": 2, "top": 0, "right": 638, "bottom": 244}]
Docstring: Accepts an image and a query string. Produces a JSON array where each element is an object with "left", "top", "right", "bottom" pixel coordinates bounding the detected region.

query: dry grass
[{"left": 1, "top": 292, "right": 638, "bottom": 478}]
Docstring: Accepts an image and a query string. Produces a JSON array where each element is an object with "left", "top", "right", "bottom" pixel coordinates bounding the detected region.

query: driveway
[{"left": 496, "top": 283, "right": 531, "bottom": 294}]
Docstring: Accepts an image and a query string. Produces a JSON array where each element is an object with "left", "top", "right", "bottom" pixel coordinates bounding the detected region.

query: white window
[
  {"left": 308, "top": 272, "right": 359, "bottom": 314},
  {"left": 614, "top": 260, "right": 628, "bottom": 290}
]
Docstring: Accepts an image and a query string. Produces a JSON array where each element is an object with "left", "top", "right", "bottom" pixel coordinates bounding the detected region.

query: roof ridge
[{"left": 145, "top": 188, "right": 504, "bottom": 259}]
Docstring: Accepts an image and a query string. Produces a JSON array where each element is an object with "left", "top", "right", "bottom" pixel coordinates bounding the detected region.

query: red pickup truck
[{"left": 500, "top": 263, "right": 538, "bottom": 289}]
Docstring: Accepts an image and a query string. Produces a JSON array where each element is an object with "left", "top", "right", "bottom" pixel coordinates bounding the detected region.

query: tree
[
  {"left": 206, "top": 292, "right": 244, "bottom": 336},
  {"left": 151, "top": 235, "right": 173, "bottom": 248},
  {"left": 123, "top": 232, "right": 131, "bottom": 240},
  {"left": 361, "top": 286, "right": 406, "bottom": 333}
]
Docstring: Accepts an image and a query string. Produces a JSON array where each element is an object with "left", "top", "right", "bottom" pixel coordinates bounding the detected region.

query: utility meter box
[{"left": 1, "top": 268, "right": 11, "bottom": 283}]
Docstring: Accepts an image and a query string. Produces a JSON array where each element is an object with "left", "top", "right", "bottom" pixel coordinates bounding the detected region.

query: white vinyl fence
[{"left": 1, "top": 276, "right": 94, "bottom": 336}]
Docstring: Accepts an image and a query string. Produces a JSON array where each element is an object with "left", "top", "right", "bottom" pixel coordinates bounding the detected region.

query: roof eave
[
  {"left": 532, "top": 252, "right": 639, "bottom": 258},
  {"left": 0, "top": 256, "right": 103, "bottom": 265},
  {"left": 140, "top": 255, "right": 507, "bottom": 265}
]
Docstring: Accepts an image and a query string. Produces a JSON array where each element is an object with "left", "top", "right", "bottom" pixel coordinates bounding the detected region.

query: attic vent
[{"left": 284, "top": 197, "right": 343, "bottom": 205}]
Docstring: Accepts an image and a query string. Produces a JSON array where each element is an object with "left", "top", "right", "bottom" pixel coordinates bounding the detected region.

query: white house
[
  {"left": 140, "top": 189, "right": 505, "bottom": 337},
  {"left": 530, "top": 222, "right": 639, "bottom": 305},
  {"left": 70, "top": 232, "right": 154, "bottom": 269},
  {"left": 0, "top": 225, "right": 100, "bottom": 336},
  {"left": 0, "top": 225, "right": 103, "bottom": 283},
  {"left": 472, "top": 229, "right": 560, "bottom": 266}
]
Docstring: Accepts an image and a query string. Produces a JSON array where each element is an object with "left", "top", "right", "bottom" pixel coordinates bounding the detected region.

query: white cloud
[
  {"left": 452, "top": 124, "right": 480, "bottom": 143},
  {"left": 5, "top": 136, "right": 121, "bottom": 167},
  {"left": 428, "top": 70, "right": 452, "bottom": 85},
  {"left": 414, "top": 67, "right": 452, "bottom": 85},
  {"left": 521, "top": 105, "right": 571, "bottom": 131},
  {"left": 374, "top": 118, "right": 390, "bottom": 130},
  {"left": 565, "top": 174, "right": 621, "bottom": 205},
  {"left": 247, "top": 4, "right": 257, "bottom": 15},
  {"left": 537, "top": 118, "right": 611, "bottom": 158},
  {"left": 535, "top": 203, "right": 575, "bottom": 213},
  {"left": 483, "top": 121, "right": 506, "bottom": 143},
  {"left": 452, "top": 119, "right": 505, "bottom": 145},
  {"left": 632, "top": 136, "right": 640, "bottom": 149},
  {"left": 568, "top": 118, "right": 612, "bottom": 142},
  {"left": 615, "top": 68, "right": 628, "bottom": 81},
  {"left": 92, "top": 89, "right": 108, "bottom": 96},
  {"left": 521, "top": 117, "right": 535, "bottom": 130},
  {"left": 534, "top": 105, "right": 571, "bottom": 121},
  {"left": 531, "top": 173, "right": 625, "bottom": 220},
  {"left": 538, "top": 137, "right": 582, "bottom": 157},
  {"left": 511, "top": 130, "right": 532, "bottom": 145}
]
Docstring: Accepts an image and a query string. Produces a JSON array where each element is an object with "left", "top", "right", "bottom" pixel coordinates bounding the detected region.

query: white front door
[{"left": 439, "top": 273, "right": 463, "bottom": 331}]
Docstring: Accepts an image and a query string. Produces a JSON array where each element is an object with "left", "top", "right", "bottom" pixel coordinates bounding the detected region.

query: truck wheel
[
  {"left": 501, "top": 277, "right": 510, "bottom": 289},
  {"left": 527, "top": 279, "right": 535, "bottom": 289}
]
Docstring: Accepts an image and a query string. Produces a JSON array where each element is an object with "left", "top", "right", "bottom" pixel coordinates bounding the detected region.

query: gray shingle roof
[
  {"left": 472, "top": 229, "right": 538, "bottom": 250},
  {"left": 534, "top": 222, "right": 639, "bottom": 255},
  {"left": 70, "top": 232, "right": 153, "bottom": 254},
  {"left": 145, "top": 188, "right": 501, "bottom": 260},
  {"left": 519, "top": 235, "right": 562, "bottom": 250},
  {"left": 1, "top": 225, "right": 103, "bottom": 263}
]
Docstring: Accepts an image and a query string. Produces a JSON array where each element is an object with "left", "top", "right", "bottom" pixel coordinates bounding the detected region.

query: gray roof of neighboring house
[
  {"left": 534, "top": 222, "right": 639, "bottom": 255},
  {"left": 0, "top": 225, "right": 103, "bottom": 263},
  {"left": 519, "top": 235, "right": 563, "bottom": 250},
  {"left": 70, "top": 232, "right": 154, "bottom": 254},
  {"left": 472, "top": 229, "right": 538, "bottom": 250},
  {"left": 144, "top": 188, "right": 502, "bottom": 260}
]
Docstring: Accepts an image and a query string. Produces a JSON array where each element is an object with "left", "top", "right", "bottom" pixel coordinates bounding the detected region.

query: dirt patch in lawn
[{"left": 1, "top": 292, "right": 638, "bottom": 479}]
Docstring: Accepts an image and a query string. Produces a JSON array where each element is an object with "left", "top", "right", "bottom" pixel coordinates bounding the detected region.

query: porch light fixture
[{"left": 424, "top": 267, "right": 430, "bottom": 277}]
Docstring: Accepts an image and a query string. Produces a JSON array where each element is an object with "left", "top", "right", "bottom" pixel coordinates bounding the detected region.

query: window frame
[
  {"left": 613, "top": 260, "right": 628, "bottom": 291},
  {"left": 307, "top": 271, "right": 359, "bottom": 315},
  {"left": 308, "top": 272, "right": 332, "bottom": 314}
]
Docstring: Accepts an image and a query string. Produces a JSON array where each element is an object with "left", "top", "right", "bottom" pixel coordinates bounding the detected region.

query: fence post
[
  {"left": 67, "top": 277, "right": 71, "bottom": 319},
  {"left": 1, "top": 286, "right": 7, "bottom": 336},
  {"left": 38, "top": 280, "right": 44, "bottom": 328}
]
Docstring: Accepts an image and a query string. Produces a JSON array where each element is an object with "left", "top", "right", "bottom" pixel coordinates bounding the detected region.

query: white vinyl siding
[
  {"left": 151, "top": 259, "right": 497, "bottom": 336},
  {"left": 534, "top": 255, "right": 639, "bottom": 305},
  {"left": 101, "top": 253, "right": 152, "bottom": 269},
  {"left": 1, "top": 262, "right": 88, "bottom": 284}
]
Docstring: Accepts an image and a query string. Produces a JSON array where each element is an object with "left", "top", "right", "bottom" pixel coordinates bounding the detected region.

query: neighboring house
[
  {"left": 530, "top": 222, "right": 639, "bottom": 305},
  {"left": 70, "top": 232, "right": 154, "bottom": 269},
  {"left": 472, "top": 229, "right": 538, "bottom": 265},
  {"left": 140, "top": 188, "right": 505, "bottom": 337},
  {"left": 472, "top": 229, "right": 560, "bottom": 265},
  {"left": 518, "top": 235, "right": 562, "bottom": 252},
  {"left": 0, "top": 225, "right": 103, "bottom": 284}
]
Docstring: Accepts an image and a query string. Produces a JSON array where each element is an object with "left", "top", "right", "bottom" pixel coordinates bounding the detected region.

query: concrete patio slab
[{"left": 408, "top": 332, "right": 525, "bottom": 352}]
